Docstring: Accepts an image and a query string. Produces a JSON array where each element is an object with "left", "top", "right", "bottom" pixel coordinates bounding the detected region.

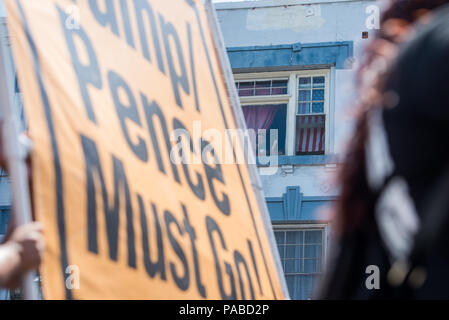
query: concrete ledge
[
  {"left": 257, "top": 154, "right": 340, "bottom": 166},
  {"left": 265, "top": 186, "right": 337, "bottom": 221},
  {"left": 214, "top": 0, "right": 366, "bottom": 11},
  {"left": 227, "top": 41, "right": 354, "bottom": 69}
]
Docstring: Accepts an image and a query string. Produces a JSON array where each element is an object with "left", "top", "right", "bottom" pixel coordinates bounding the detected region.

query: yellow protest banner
[{"left": 5, "top": 0, "right": 288, "bottom": 299}]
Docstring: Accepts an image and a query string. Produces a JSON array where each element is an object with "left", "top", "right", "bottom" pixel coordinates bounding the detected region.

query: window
[
  {"left": 235, "top": 77, "right": 290, "bottom": 157},
  {"left": 296, "top": 76, "right": 326, "bottom": 155},
  {"left": 234, "top": 70, "right": 330, "bottom": 158},
  {"left": 241, "top": 104, "right": 287, "bottom": 156},
  {"left": 274, "top": 226, "right": 326, "bottom": 300}
]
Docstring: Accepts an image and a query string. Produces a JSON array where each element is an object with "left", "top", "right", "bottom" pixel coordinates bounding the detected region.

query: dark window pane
[
  {"left": 285, "top": 259, "right": 302, "bottom": 273},
  {"left": 304, "top": 259, "right": 321, "bottom": 273},
  {"left": 299, "top": 77, "right": 311, "bottom": 89},
  {"left": 239, "top": 81, "right": 255, "bottom": 89},
  {"left": 239, "top": 89, "right": 253, "bottom": 97},
  {"left": 312, "top": 102, "right": 324, "bottom": 113},
  {"left": 304, "top": 245, "right": 322, "bottom": 259},
  {"left": 298, "top": 90, "right": 311, "bottom": 101},
  {"left": 0, "top": 209, "right": 11, "bottom": 235},
  {"left": 312, "top": 89, "right": 325, "bottom": 101},
  {"left": 305, "top": 230, "right": 322, "bottom": 243},
  {"left": 286, "top": 245, "right": 303, "bottom": 259},
  {"left": 272, "top": 79, "right": 288, "bottom": 87},
  {"left": 285, "top": 275, "right": 298, "bottom": 299},
  {"left": 286, "top": 231, "right": 303, "bottom": 244},
  {"left": 298, "top": 103, "right": 310, "bottom": 114},
  {"left": 285, "top": 275, "right": 318, "bottom": 300},
  {"left": 271, "top": 87, "right": 287, "bottom": 95},
  {"left": 255, "top": 80, "right": 271, "bottom": 88},
  {"left": 255, "top": 88, "right": 271, "bottom": 96},
  {"left": 313, "top": 77, "right": 325, "bottom": 88}
]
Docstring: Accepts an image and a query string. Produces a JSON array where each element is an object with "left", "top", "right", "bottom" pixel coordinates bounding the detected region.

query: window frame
[
  {"left": 235, "top": 78, "right": 290, "bottom": 100},
  {"left": 234, "top": 69, "right": 332, "bottom": 156},
  {"left": 272, "top": 222, "right": 330, "bottom": 299},
  {"left": 235, "top": 76, "right": 291, "bottom": 104}
]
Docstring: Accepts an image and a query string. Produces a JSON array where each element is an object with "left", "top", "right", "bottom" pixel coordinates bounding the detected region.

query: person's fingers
[
  {"left": 17, "top": 241, "right": 42, "bottom": 271},
  {"left": 3, "top": 274, "right": 21, "bottom": 290},
  {"left": 22, "top": 229, "right": 45, "bottom": 249},
  {"left": 36, "top": 238, "right": 45, "bottom": 252},
  {"left": 30, "top": 222, "right": 43, "bottom": 232},
  {"left": 4, "top": 222, "right": 45, "bottom": 274},
  {"left": 25, "top": 231, "right": 41, "bottom": 243},
  {"left": 23, "top": 222, "right": 42, "bottom": 232},
  {"left": 14, "top": 222, "right": 43, "bottom": 238}
]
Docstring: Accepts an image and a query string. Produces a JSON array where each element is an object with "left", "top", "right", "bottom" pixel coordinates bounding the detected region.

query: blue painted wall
[{"left": 228, "top": 41, "right": 353, "bottom": 71}]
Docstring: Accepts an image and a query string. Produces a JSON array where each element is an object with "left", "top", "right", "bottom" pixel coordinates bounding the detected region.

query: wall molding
[
  {"left": 227, "top": 41, "right": 354, "bottom": 70},
  {"left": 266, "top": 186, "right": 337, "bottom": 221},
  {"left": 215, "top": 0, "right": 369, "bottom": 11},
  {"left": 257, "top": 154, "right": 341, "bottom": 167}
]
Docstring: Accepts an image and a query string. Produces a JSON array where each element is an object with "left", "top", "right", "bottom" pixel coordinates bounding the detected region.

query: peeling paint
[{"left": 246, "top": 5, "right": 326, "bottom": 33}]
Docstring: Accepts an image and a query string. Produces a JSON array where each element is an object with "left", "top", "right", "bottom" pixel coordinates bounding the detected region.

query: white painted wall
[
  {"left": 217, "top": 0, "right": 380, "bottom": 198},
  {"left": 217, "top": 0, "right": 375, "bottom": 46},
  {"left": 260, "top": 165, "right": 339, "bottom": 197}
]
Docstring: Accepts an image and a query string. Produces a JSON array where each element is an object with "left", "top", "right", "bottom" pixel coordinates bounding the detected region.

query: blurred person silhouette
[
  {"left": 319, "top": 1, "right": 449, "bottom": 299},
  {"left": 0, "top": 120, "right": 44, "bottom": 290}
]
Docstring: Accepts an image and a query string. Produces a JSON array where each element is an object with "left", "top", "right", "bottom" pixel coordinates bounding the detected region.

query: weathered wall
[
  {"left": 216, "top": 0, "right": 376, "bottom": 47},
  {"left": 0, "top": 0, "right": 380, "bottom": 212},
  {"left": 217, "top": 0, "right": 380, "bottom": 202}
]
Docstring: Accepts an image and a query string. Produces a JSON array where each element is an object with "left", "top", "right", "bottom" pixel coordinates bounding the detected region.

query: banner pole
[{"left": 0, "top": 18, "right": 38, "bottom": 300}]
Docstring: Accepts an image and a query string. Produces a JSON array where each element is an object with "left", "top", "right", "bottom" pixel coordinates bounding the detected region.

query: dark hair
[
  {"left": 335, "top": 0, "right": 449, "bottom": 235},
  {"left": 381, "top": 0, "right": 449, "bottom": 24}
]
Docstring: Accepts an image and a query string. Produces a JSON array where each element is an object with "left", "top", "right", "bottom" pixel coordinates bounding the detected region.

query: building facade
[
  {"left": 0, "top": 0, "right": 378, "bottom": 300},
  {"left": 217, "top": 0, "right": 377, "bottom": 299}
]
